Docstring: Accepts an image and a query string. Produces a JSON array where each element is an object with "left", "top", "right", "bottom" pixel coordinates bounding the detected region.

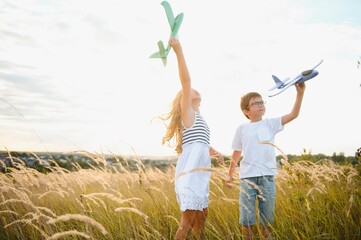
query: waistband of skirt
[{"left": 182, "top": 141, "right": 210, "bottom": 149}]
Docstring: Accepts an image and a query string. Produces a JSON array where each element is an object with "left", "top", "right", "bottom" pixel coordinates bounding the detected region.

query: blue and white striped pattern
[{"left": 182, "top": 112, "right": 210, "bottom": 146}]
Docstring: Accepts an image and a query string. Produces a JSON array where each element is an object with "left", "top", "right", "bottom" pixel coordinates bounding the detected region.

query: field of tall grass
[{"left": 0, "top": 153, "right": 360, "bottom": 239}]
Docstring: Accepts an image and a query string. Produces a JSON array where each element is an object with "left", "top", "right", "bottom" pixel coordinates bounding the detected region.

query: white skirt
[{"left": 175, "top": 142, "right": 211, "bottom": 211}]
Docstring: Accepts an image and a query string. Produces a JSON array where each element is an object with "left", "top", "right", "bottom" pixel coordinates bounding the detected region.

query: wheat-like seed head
[
  {"left": 114, "top": 207, "right": 150, "bottom": 221},
  {"left": 219, "top": 197, "right": 239, "bottom": 204},
  {"left": 38, "top": 191, "right": 65, "bottom": 200},
  {"left": 5, "top": 218, "right": 49, "bottom": 238},
  {"left": 0, "top": 210, "right": 19, "bottom": 216},
  {"left": 47, "top": 214, "right": 108, "bottom": 235},
  {"left": 46, "top": 230, "right": 91, "bottom": 240}
]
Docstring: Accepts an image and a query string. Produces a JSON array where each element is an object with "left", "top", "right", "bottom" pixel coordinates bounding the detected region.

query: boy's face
[{"left": 244, "top": 97, "right": 266, "bottom": 120}]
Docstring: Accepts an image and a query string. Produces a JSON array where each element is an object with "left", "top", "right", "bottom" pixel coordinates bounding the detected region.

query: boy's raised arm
[{"left": 282, "top": 82, "right": 306, "bottom": 125}]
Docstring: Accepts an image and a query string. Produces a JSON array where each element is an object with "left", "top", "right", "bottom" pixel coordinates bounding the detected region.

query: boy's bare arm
[
  {"left": 226, "top": 150, "right": 241, "bottom": 187},
  {"left": 282, "top": 82, "right": 306, "bottom": 125}
]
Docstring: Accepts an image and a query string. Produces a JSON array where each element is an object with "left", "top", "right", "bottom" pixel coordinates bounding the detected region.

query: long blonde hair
[{"left": 160, "top": 90, "right": 183, "bottom": 155}]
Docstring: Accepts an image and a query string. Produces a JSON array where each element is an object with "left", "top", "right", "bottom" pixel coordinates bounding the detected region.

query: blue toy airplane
[
  {"left": 268, "top": 59, "right": 323, "bottom": 97},
  {"left": 150, "top": 1, "right": 184, "bottom": 66}
]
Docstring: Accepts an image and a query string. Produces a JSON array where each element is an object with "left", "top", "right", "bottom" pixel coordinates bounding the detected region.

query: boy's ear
[{"left": 242, "top": 109, "right": 250, "bottom": 118}]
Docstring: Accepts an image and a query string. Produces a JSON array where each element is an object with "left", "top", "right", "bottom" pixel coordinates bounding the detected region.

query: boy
[{"left": 226, "top": 83, "right": 306, "bottom": 239}]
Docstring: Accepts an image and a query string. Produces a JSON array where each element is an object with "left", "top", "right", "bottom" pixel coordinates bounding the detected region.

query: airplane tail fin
[
  {"left": 268, "top": 75, "right": 283, "bottom": 91},
  {"left": 150, "top": 41, "right": 169, "bottom": 66}
]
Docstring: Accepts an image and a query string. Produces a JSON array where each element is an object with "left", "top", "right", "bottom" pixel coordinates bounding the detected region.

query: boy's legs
[
  {"left": 240, "top": 178, "right": 258, "bottom": 240},
  {"left": 258, "top": 175, "right": 276, "bottom": 239},
  {"left": 241, "top": 226, "right": 253, "bottom": 240}
]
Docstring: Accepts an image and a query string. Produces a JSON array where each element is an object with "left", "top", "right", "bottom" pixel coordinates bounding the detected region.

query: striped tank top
[{"left": 182, "top": 112, "right": 210, "bottom": 146}]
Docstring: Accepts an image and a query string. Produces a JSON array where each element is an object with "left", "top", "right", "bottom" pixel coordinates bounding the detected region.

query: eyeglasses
[{"left": 248, "top": 100, "right": 266, "bottom": 108}]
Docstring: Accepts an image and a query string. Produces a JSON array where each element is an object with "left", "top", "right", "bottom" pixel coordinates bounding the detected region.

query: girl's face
[{"left": 191, "top": 89, "right": 201, "bottom": 104}]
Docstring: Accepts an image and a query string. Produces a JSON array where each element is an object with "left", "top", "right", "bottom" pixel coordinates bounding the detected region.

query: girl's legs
[
  {"left": 175, "top": 210, "right": 194, "bottom": 240},
  {"left": 192, "top": 208, "right": 208, "bottom": 238},
  {"left": 175, "top": 208, "right": 208, "bottom": 240}
]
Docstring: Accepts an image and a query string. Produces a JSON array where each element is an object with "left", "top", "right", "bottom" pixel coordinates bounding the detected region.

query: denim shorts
[{"left": 239, "top": 176, "right": 276, "bottom": 226}]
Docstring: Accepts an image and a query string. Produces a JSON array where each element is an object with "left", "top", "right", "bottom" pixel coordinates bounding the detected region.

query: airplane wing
[
  {"left": 268, "top": 76, "right": 301, "bottom": 97},
  {"left": 312, "top": 59, "right": 323, "bottom": 70},
  {"left": 268, "top": 85, "right": 279, "bottom": 91},
  {"left": 161, "top": 1, "right": 175, "bottom": 29},
  {"left": 170, "top": 13, "right": 184, "bottom": 38}
]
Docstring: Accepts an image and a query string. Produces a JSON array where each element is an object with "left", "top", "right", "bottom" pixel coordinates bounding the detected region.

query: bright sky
[{"left": 1, "top": 0, "right": 360, "bottom": 157}]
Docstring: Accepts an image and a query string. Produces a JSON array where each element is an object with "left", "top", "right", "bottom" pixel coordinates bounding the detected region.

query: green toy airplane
[{"left": 150, "top": 1, "right": 184, "bottom": 66}]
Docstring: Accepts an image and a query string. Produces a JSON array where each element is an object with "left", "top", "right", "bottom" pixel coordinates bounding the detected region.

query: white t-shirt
[{"left": 232, "top": 118, "right": 284, "bottom": 178}]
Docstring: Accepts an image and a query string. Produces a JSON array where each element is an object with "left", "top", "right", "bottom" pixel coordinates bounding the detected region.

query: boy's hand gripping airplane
[
  {"left": 149, "top": 1, "right": 184, "bottom": 66},
  {"left": 268, "top": 59, "right": 323, "bottom": 97}
]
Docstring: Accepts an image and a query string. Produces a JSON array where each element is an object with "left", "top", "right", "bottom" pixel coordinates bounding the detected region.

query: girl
[{"left": 160, "top": 38, "right": 224, "bottom": 239}]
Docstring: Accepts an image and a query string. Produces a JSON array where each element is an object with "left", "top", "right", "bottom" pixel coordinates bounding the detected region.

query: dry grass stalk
[
  {"left": 165, "top": 215, "right": 179, "bottom": 225},
  {"left": 0, "top": 210, "right": 19, "bottom": 216},
  {"left": 82, "top": 192, "right": 128, "bottom": 206},
  {"left": 5, "top": 218, "right": 48, "bottom": 238},
  {"left": 145, "top": 186, "right": 170, "bottom": 203},
  {"left": 220, "top": 197, "right": 239, "bottom": 204},
  {"left": 0, "top": 149, "right": 359, "bottom": 239},
  {"left": 0, "top": 159, "right": 6, "bottom": 168},
  {"left": 17, "top": 187, "right": 34, "bottom": 196},
  {"left": 210, "top": 178, "right": 226, "bottom": 198},
  {"left": 258, "top": 141, "right": 289, "bottom": 162},
  {"left": 72, "top": 150, "right": 108, "bottom": 167},
  {"left": 173, "top": 167, "right": 214, "bottom": 182},
  {"left": 47, "top": 214, "right": 108, "bottom": 235},
  {"left": 38, "top": 191, "right": 65, "bottom": 200},
  {"left": 46, "top": 230, "right": 91, "bottom": 240},
  {"left": 81, "top": 195, "right": 100, "bottom": 207},
  {"left": 347, "top": 194, "right": 354, "bottom": 217},
  {"left": 0, "top": 186, "right": 31, "bottom": 202},
  {"left": 114, "top": 207, "right": 150, "bottom": 221},
  {"left": 75, "top": 198, "right": 86, "bottom": 212},
  {"left": 36, "top": 207, "right": 57, "bottom": 218},
  {"left": 0, "top": 198, "right": 36, "bottom": 210}
]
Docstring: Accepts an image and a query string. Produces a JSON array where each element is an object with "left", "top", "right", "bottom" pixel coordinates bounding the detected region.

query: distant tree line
[
  {"left": 1, "top": 150, "right": 360, "bottom": 174},
  {"left": 276, "top": 149, "right": 359, "bottom": 165},
  {"left": 0, "top": 151, "right": 178, "bottom": 173}
]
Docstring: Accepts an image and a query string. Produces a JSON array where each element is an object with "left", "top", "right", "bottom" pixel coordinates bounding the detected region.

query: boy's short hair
[{"left": 240, "top": 92, "right": 262, "bottom": 119}]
